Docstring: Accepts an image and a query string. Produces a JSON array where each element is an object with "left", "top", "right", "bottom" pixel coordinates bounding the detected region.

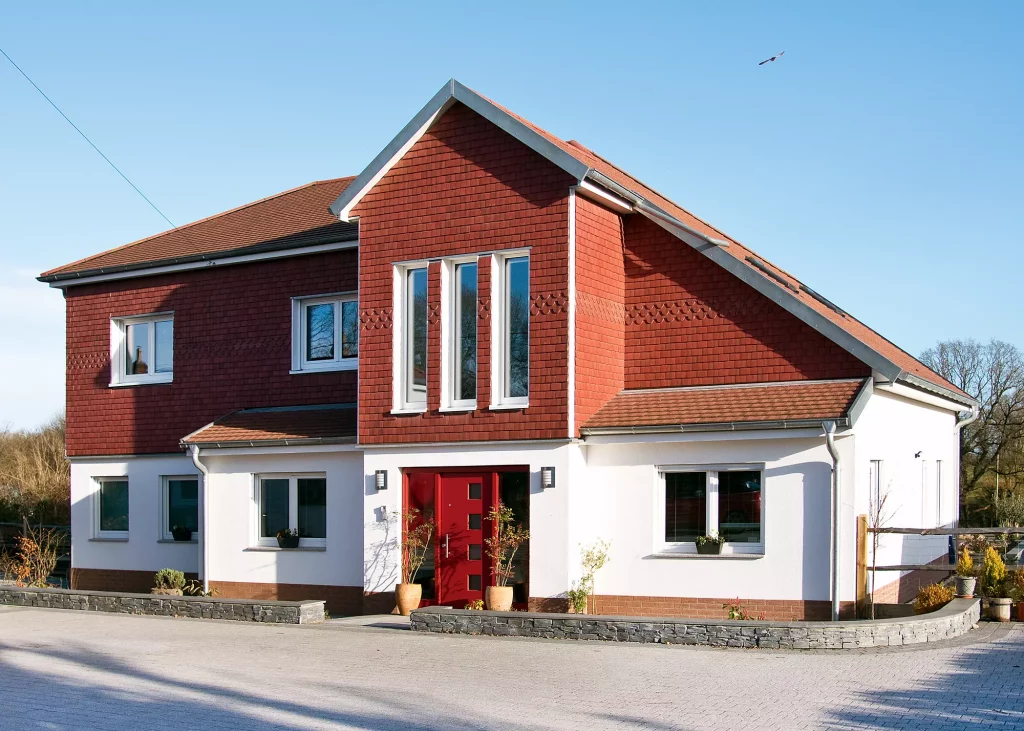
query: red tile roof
[
  {"left": 41, "top": 177, "right": 356, "bottom": 279},
  {"left": 582, "top": 379, "right": 866, "bottom": 433},
  {"left": 182, "top": 405, "right": 357, "bottom": 447}
]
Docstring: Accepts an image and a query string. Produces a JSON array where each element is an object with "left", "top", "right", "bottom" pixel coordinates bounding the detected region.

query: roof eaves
[
  {"left": 580, "top": 417, "right": 850, "bottom": 437},
  {"left": 896, "top": 372, "right": 979, "bottom": 410},
  {"left": 181, "top": 436, "right": 358, "bottom": 449}
]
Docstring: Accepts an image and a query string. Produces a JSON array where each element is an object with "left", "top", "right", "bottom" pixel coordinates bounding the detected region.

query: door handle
[{"left": 445, "top": 533, "right": 449, "bottom": 558}]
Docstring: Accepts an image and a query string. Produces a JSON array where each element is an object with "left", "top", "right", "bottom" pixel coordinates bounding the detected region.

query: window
[
  {"left": 445, "top": 259, "right": 478, "bottom": 409},
  {"left": 161, "top": 476, "right": 199, "bottom": 540},
  {"left": 291, "top": 294, "right": 358, "bottom": 373},
  {"left": 95, "top": 477, "right": 129, "bottom": 539},
  {"left": 397, "top": 266, "right": 428, "bottom": 410},
  {"left": 659, "top": 467, "right": 763, "bottom": 553},
  {"left": 492, "top": 252, "right": 529, "bottom": 407},
  {"left": 110, "top": 314, "right": 173, "bottom": 385},
  {"left": 255, "top": 475, "right": 327, "bottom": 547},
  {"left": 935, "top": 460, "right": 943, "bottom": 526}
]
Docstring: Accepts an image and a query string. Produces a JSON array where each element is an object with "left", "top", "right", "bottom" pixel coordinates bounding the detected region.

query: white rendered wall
[
  {"left": 200, "top": 448, "right": 364, "bottom": 587},
  {"left": 362, "top": 443, "right": 573, "bottom": 599},
  {"left": 70, "top": 455, "right": 200, "bottom": 575},
  {"left": 571, "top": 431, "right": 851, "bottom": 603},
  {"left": 851, "top": 388, "right": 960, "bottom": 594}
]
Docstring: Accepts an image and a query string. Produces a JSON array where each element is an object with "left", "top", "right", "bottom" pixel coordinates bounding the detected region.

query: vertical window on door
[
  {"left": 449, "top": 260, "right": 478, "bottom": 408},
  {"left": 291, "top": 294, "right": 358, "bottom": 373},
  {"left": 256, "top": 475, "right": 327, "bottom": 547},
  {"left": 96, "top": 478, "right": 129, "bottom": 539},
  {"left": 400, "top": 267, "right": 428, "bottom": 408},
  {"left": 492, "top": 252, "right": 529, "bottom": 407}
]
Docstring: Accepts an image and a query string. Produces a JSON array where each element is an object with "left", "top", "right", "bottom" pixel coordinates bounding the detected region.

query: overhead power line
[{"left": 0, "top": 45, "right": 177, "bottom": 229}]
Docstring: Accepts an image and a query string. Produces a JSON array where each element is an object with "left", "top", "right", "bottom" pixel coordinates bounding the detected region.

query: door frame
[{"left": 402, "top": 465, "right": 530, "bottom": 608}]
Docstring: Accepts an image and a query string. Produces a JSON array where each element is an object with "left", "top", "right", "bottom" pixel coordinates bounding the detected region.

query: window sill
[
  {"left": 108, "top": 378, "right": 173, "bottom": 388},
  {"left": 245, "top": 546, "right": 327, "bottom": 552},
  {"left": 290, "top": 363, "right": 358, "bottom": 375},
  {"left": 89, "top": 536, "right": 129, "bottom": 543},
  {"left": 439, "top": 404, "right": 477, "bottom": 413},
  {"left": 646, "top": 551, "right": 764, "bottom": 560},
  {"left": 391, "top": 407, "right": 427, "bottom": 416},
  {"left": 489, "top": 402, "right": 528, "bottom": 411},
  {"left": 157, "top": 538, "right": 199, "bottom": 544}
]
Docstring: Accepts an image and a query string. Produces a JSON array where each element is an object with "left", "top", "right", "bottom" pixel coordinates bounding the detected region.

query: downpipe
[
  {"left": 953, "top": 405, "right": 980, "bottom": 530},
  {"left": 189, "top": 445, "right": 211, "bottom": 594},
  {"left": 823, "top": 421, "right": 840, "bottom": 621}
]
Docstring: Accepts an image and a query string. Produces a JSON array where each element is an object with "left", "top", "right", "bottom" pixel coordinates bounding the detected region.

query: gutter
[
  {"left": 823, "top": 421, "right": 841, "bottom": 622},
  {"left": 181, "top": 436, "right": 357, "bottom": 450},
  {"left": 580, "top": 417, "right": 850, "bottom": 437},
  {"left": 188, "top": 445, "right": 211, "bottom": 594}
]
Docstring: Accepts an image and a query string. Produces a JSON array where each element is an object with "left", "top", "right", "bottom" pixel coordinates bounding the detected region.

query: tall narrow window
[
  {"left": 405, "top": 267, "right": 428, "bottom": 407},
  {"left": 292, "top": 294, "right": 358, "bottom": 373},
  {"left": 162, "top": 476, "right": 199, "bottom": 540},
  {"left": 718, "top": 471, "right": 762, "bottom": 544},
  {"left": 935, "top": 460, "right": 943, "bottom": 526},
  {"left": 454, "top": 262, "right": 478, "bottom": 405},
  {"left": 111, "top": 314, "right": 173, "bottom": 385},
  {"left": 96, "top": 477, "right": 129, "bottom": 539},
  {"left": 493, "top": 254, "right": 529, "bottom": 406},
  {"left": 665, "top": 472, "right": 706, "bottom": 543}
]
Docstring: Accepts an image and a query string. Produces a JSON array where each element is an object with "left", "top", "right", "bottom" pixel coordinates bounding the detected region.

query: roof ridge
[{"left": 41, "top": 176, "right": 355, "bottom": 277}]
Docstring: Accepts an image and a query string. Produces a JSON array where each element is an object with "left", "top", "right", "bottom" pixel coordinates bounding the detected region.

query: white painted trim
[
  {"left": 290, "top": 292, "right": 359, "bottom": 373},
  {"left": 576, "top": 179, "right": 633, "bottom": 214},
  {"left": 567, "top": 187, "right": 577, "bottom": 439},
  {"left": 110, "top": 312, "right": 174, "bottom": 387},
  {"left": 46, "top": 240, "right": 359, "bottom": 288},
  {"left": 441, "top": 256, "right": 480, "bottom": 411},
  {"left": 252, "top": 473, "right": 328, "bottom": 549},
  {"left": 159, "top": 474, "right": 200, "bottom": 541},
  {"left": 490, "top": 250, "right": 531, "bottom": 409},
  {"left": 93, "top": 476, "right": 129, "bottom": 540},
  {"left": 394, "top": 263, "right": 429, "bottom": 410},
  {"left": 874, "top": 382, "right": 971, "bottom": 414}
]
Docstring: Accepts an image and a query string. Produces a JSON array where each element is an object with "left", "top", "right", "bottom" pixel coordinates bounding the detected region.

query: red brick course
[
  {"left": 563, "top": 595, "right": 856, "bottom": 621},
  {"left": 72, "top": 567, "right": 197, "bottom": 594},
  {"left": 623, "top": 215, "right": 870, "bottom": 389},
  {"left": 64, "top": 251, "right": 357, "bottom": 456},
  {"left": 210, "top": 580, "right": 365, "bottom": 616},
  {"left": 354, "top": 102, "right": 575, "bottom": 444}
]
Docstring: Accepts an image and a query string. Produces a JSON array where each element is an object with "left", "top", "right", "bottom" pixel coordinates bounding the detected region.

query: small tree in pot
[
  {"left": 980, "top": 546, "right": 1012, "bottom": 621},
  {"left": 396, "top": 508, "right": 434, "bottom": 616},
  {"left": 484, "top": 501, "right": 529, "bottom": 611},
  {"left": 955, "top": 546, "right": 977, "bottom": 598}
]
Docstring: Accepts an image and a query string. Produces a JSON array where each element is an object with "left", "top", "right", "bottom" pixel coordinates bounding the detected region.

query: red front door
[{"left": 435, "top": 473, "right": 493, "bottom": 607}]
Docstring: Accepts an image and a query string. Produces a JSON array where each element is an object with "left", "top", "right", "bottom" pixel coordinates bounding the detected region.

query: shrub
[
  {"left": 0, "top": 527, "right": 63, "bottom": 587},
  {"left": 914, "top": 583, "right": 954, "bottom": 614},
  {"left": 956, "top": 546, "right": 976, "bottom": 577},
  {"left": 696, "top": 531, "right": 725, "bottom": 547},
  {"left": 465, "top": 599, "right": 484, "bottom": 611},
  {"left": 980, "top": 546, "right": 1008, "bottom": 597},
  {"left": 566, "top": 539, "right": 610, "bottom": 614},
  {"left": 153, "top": 568, "right": 185, "bottom": 590}
]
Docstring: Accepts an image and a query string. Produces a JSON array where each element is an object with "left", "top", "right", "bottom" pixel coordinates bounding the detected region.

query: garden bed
[
  {"left": 411, "top": 598, "right": 980, "bottom": 649},
  {"left": 0, "top": 585, "right": 325, "bottom": 624}
]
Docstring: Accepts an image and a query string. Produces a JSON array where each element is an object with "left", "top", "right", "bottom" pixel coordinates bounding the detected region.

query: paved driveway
[{"left": 1, "top": 606, "right": 1022, "bottom": 730}]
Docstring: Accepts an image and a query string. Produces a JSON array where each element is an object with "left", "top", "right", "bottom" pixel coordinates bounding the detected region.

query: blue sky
[{"left": 1, "top": 2, "right": 1021, "bottom": 429}]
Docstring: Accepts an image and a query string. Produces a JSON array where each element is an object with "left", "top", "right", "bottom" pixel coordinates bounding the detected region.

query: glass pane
[
  {"left": 154, "top": 319, "right": 173, "bottom": 373},
  {"left": 341, "top": 301, "right": 359, "bottom": 359},
  {"left": 468, "top": 482, "right": 481, "bottom": 500},
  {"left": 665, "top": 472, "right": 706, "bottom": 543},
  {"left": 407, "top": 268, "right": 428, "bottom": 404},
  {"left": 718, "top": 471, "right": 762, "bottom": 543},
  {"left": 499, "top": 471, "right": 530, "bottom": 603},
  {"left": 125, "top": 322, "right": 150, "bottom": 375},
  {"left": 456, "top": 263, "right": 477, "bottom": 401},
  {"left": 468, "top": 544, "right": 481, "bottom": 560},
  {"left": 505, "top": 257, "right": 529, "bottom": 399},
  {"left": 468, "top": 575, "right": 482, "bottom": 591},
  {"left": 260, "top": 479, "right": 290, "bottom": 539},
  {"left": 468, "top": 514, "right": 481, "bottom": 530},
  {"left": 167, "top": 478, "right": 198, "bottom": 533},
  {"left": 405, "top": 472, "right": 436, "bottom": 600},
  {"left": 297, "top": 478, "right": 327, "bottom": 539},
  {"left": 99, "top": 480, "right": 129, "bottom": 532},
  {"left": 306, "top": 303, "right": 335, "bottom": 361}
]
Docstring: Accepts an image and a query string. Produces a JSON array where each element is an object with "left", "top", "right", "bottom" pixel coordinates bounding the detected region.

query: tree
[
  {"left": 921, "top": 339, "right": 1024, "bottom": 524},
  {"left": 0, "top": 414, "right": 70, "bottom": 525}
]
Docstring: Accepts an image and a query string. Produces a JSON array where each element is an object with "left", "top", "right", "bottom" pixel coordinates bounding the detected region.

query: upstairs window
[
  {"left": 110, "top": 313, "right": 173, "bottom": 386},
  {"left": 445, "top": 259, "right": 478, "bottom": 409},
  {"left": 492, "top": 252, "right": 529, "bottom": 408},
  {"left": 397, "top": 265, "right": 428, "bottom": 410},
  {"left": 291, "top": 294, "right": 358, "bottom": 373}
]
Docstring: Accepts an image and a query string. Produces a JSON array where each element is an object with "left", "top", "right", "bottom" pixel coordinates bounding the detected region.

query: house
[{"left": 39, "top": 80, "right": 977, "bottom": 619}]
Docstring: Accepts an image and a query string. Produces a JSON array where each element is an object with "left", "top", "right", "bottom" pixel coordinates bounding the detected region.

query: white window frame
[
  {"left": 393, "top": 263, "right": 429, "bottom": 413},
  {"left": 490, "top": 250, "right": 530, "bottom": 409},
  {"left": 290, "top": 292, "right": 359, "bottom": 374},
  {"left": 110, "top": 312, "right": 174, "bottom": 386},
  {"left": 252, "top": 473, "right": 327, "bottom": 548},
  {"left": 93, "top": 476, "right": 130, "bottom": 540},
  {"left": 935, "top": 459, "right": 943, "bottom": 526},
  {"left": 160, "top": 475, "right": 200, "bottom": 541},
  {"left": 654, "top": 464, "right": 765, "bottom": 556},
  {"left": 441, "top": 256, "right": 479, "bottom": 411}
]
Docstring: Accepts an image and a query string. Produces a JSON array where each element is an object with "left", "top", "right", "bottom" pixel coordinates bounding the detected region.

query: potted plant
[
  {"left": 955, "top": 546, "right": 977, "bottom": 598},
  {"left": 151, "top": 568, "right": 185, "bottom": 596},
  {"left": 396, "top": 508, "right": 435, "bottom": 616},
  {"left": 276, "top": 528, "right": 300, "bottom": 549},
  {"left": 484, "top": 501, "right": 530, "bottom": 611},
  {"left": 696, "top": 531, "right": 725, "bottom": 555},
  {"left": 171, "top": 525, "right": 193, "bottom": 542},
  {"left": 980, "top": 546, "right": 1012, "bottom": 621}
]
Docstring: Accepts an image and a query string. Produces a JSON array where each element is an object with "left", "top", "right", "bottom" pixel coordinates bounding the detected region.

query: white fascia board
[
  {"left": 186, "top": 443, "right": 362, "bottom": 457},
  {"left": 46, "top": 240, "right": 358, "bottom": 289},
  {"left": 328, "top": 79, "right": 591, "bottom": 221},
  {"left": 875, "top": 381, "right": 975, "bottom": 413},
  {"left": 581, "top": 427, "right": 836, "bottom": 446},
  {"left": 576, "top": 179, "right": 633, "bottom": 214},
  {"left": 567, "top": 187, "right": 577, "bottom": 438}
]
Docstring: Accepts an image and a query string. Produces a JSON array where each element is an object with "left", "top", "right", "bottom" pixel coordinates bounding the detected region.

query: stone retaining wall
[
  {"left": 411, "top": 598, "right": 980, "bottom": 649},
  {"left": 0, "top": 586, "right": 325, "bottom": 624}
]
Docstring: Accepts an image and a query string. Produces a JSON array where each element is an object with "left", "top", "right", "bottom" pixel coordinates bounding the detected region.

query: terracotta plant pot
[
  {"left": 395, "top": 583, "right": 422, "bottom": 616},
  {"left": 485, "top": 585, "right": 514, "bottom": 611},
  {"left": 955, "top": 576, "right": 976, "bottom": 598},
  {"left": 151, "top": 588, "right": 183, "bottom": 596},
  {"left": 989, "top": 597, "right": 1013, "bottom": 622}
]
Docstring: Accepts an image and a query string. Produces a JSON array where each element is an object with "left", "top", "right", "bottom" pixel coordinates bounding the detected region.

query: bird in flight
[{"left": 758, "top": 51, "right": 785, "bottom": 66}]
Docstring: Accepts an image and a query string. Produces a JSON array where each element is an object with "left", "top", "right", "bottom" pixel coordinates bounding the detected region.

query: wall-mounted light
[
  {"left": 375, "top": 470, "right": 388, "bottom": 491},
  {"left": 541, "top": 466, "right": 556, "bottom": 490}
]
